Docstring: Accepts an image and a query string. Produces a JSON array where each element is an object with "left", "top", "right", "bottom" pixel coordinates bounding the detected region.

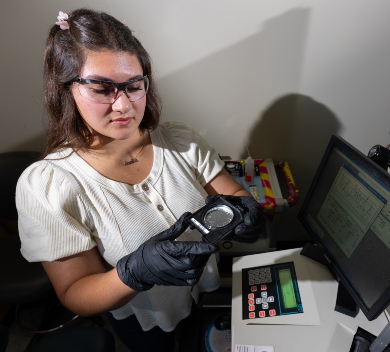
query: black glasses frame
[{"left": 72, "top": 75, "right": 149, "bottom": 102}]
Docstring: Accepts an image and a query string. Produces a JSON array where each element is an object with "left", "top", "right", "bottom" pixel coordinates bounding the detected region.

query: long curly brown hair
[{"left": 43, "top": 8, "right": 161, "bottom": 157}]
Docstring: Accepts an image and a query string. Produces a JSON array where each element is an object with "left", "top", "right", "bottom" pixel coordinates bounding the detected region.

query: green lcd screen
[{"left": 278, "top": 269, "right": 297, "bottom": 309}]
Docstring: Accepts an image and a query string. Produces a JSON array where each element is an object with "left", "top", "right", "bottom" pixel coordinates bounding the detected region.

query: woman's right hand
[{"left": 116, "top": 213, "right": 218, "bottom": 292}]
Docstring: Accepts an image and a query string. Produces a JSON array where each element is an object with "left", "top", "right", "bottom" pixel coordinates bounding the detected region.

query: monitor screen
[{"left": 298, "top": 135, "right": 390, "bottom": 321}]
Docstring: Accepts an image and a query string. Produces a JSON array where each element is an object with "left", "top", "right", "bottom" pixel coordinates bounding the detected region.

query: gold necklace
[
  {"left": 123, "top": 138, "right": 144, "bottom": 165},
  {"left": 88, "top": 133, "right": 145, "bottom": 166}
]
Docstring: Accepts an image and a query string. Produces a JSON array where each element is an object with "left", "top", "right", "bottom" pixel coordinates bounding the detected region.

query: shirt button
[
  {"left": 142, "top": 184, "right": 149, "bottom": 191},
  {"left": 157, "top": 205, "right": 164, "bottom": 211}
]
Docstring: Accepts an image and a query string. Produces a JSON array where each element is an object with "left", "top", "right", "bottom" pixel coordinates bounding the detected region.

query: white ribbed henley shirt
[{"left": 16, "top": 121, "right": 225, "bottom": 332}]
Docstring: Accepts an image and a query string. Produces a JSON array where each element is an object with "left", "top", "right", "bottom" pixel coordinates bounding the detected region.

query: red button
[
  {"left": 261, "top": 285, "right": 267, "bottom": 290},
  {"left": 259, "top": 311, "right": 266, "bottom": 318},
  {"left": 251, "top": 286, "right": 257, "bottom": 292},
  {"left": 269, "top": 309, "right": 276, "bottom": 316},
  {"left": 248, "top": 299, "right": 254, "bottom": 305},
  {"left": 248, "top": 293, "right": 254, "bottom": 299},
  {"left": 249, "top": 312, "right": 255, "bottom": 319},
  {"left": 249, "top": 305, "right": 255, "bottom": 311}
]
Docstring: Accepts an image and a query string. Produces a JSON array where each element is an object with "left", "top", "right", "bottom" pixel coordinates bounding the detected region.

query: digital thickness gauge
[{"left": 242, "top": 262, "right": 303, "bottom": 319}]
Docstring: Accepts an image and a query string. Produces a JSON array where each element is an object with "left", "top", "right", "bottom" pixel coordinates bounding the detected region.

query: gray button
[
  {"left": 142, "top": 184, "right": 149, "bottom": 191},
  {"left": 157, "top": 204, "right": 164, "bottom": 211}
]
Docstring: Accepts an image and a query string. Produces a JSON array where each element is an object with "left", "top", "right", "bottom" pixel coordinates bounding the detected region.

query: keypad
[
  {"left": 245, "top": 267, "right": 275, "bottom": 319},
  {"left": 242, "top": 262, "right": 303, "bottom": 320}
]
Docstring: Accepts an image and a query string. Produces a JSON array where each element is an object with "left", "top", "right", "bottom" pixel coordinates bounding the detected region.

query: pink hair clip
[
  {"left": 122, "top": 20, "right": 134, "bottom": 32},
  {"left": 56, "top": 11, "right": 69, "bottom": 30}
]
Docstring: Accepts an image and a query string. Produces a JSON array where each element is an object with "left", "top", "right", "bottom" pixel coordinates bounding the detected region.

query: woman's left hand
[{"left": 205, "top": 195, "right": 267, "bottom": 243}]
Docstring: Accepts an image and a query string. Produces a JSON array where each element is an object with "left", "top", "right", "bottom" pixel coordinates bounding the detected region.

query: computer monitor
[{"left": 298, "top": 135, "right": 390, "bottom": 321}]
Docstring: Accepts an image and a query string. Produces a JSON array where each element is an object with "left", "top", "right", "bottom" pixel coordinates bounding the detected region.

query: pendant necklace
[
  {"left": 88, "top": 133, "right": 145, "bottom": 166},
  {"left": 123, "top": 134, "right": 145, "bottom": 166}
]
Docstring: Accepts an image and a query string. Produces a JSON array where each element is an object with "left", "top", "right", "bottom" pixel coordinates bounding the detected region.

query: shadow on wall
[
  {"left": 250, "top": 93, "right": 342, "bottom": 240},
  {"left": 158, "top": 7, "right": 311, "bottom": 157},
  {"left": 248, "top": 93, "right": 342, "bottom": 192},
  {"left": 158, "top": 7, "right": 344, "bottom": 239},
  {"left": 7, "top": 134, "right": 46, "bottom": 153}
]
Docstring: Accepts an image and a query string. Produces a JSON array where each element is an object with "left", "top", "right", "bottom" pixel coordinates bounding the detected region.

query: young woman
[{"left": 16, "top": 8, "right": 266, "bottom": 352}]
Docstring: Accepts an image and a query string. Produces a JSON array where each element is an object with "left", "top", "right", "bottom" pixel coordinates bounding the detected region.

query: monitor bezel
[{"left": 298, "top": 135, "right": 390, "bottom": 321}]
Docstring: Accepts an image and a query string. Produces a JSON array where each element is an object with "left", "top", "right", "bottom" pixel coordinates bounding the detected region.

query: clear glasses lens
[{"left": 76, "top": 76, "right": 149, "bottom": 104}]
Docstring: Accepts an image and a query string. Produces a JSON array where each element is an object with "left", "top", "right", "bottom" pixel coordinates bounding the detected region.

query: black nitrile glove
[
  {"left": 116, "top": 213, "right": 219, "bottom": 292},
  {"left": 205, "top": 195, "right": 267, "bottom": 243}
]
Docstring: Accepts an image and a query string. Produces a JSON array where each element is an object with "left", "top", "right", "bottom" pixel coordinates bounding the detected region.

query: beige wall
[{"left": 1, "top": 0, "right": 390, "bottom": 240}]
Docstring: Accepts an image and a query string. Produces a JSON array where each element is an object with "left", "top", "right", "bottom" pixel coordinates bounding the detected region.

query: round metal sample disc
[{"left": 203, "top": 205, "right": 234, "bottom": 228}]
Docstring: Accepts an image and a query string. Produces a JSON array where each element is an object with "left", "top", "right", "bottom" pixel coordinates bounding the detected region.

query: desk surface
[{"left": 232, "top": 248, "right": 389, "bottom": 352}]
